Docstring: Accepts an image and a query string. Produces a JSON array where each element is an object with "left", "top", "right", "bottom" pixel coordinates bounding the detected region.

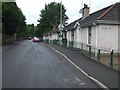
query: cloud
[{"left": 16, "top": 0, "right": 120, "bottom": 26}]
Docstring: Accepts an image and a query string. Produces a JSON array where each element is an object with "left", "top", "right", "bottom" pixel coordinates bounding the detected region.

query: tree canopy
[
  {"left": 36, "top": 2, "right": 69, "bottom": 36},
  {"left": 26, "top": 24, "right": 34, "bottom": 37},
  {"left": 2, "top": 2, "right": 26, "bottom": 36}
]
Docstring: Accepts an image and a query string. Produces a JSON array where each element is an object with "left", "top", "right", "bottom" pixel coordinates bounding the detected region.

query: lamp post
[{"left": 58, "top": 0, "right": 64, "bottom": 46}]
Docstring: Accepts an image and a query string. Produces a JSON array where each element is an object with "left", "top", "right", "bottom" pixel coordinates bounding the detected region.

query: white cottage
[{"left": 66, "top": 3, "right": 120, "bottom": 53}]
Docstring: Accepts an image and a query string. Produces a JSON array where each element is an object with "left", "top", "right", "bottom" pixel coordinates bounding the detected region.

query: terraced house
[
  {"left": 65, "top": 2, "right": 120, "bottom": 54},
  {"left": 43, "top": 2, "right": 120, "bottom": 54}
]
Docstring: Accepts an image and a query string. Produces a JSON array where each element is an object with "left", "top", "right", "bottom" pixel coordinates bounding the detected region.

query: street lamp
[{"left": 58, "top": 0, "right": 64, "bottom": 46}]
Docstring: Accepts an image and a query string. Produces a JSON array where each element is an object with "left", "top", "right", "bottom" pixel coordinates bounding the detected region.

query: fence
[
  {"left": 69, "top": 41, "right": 120, "bottom": 71},
  {"left": 48, "top": 39, "right": 120, "bottom": 71}
]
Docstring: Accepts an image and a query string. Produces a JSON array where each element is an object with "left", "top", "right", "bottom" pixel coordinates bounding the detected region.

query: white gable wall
[{"left": 98, "top": 24, "right": 118, "bottom": 52}]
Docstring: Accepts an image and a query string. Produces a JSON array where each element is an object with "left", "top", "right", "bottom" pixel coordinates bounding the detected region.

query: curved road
[{"left": 3, "top": 40, "right": 99, "bottom": 88}]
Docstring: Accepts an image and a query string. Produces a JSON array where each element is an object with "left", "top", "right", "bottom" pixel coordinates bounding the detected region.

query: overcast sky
[{"left": 15, "top": 0, "right": 120, "bottom": 26}]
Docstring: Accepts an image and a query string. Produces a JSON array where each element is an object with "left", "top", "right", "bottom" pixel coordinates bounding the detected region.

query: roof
[
  {"left": 67, "top": 2, "right": 120, "bottom": 30},
  {"left": 97, "top": 3, "right": 120, "bottom": 21},
  {"left": 80, "top": 2, "right": 120, "bottom": 28},
  {"left": 64, "top": 19, "right": 80, "bottom": 31}
]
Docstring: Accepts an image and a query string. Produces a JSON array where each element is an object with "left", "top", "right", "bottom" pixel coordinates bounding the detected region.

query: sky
[{"left": 15, "top": 0, "right": 120, "bottom": 26}]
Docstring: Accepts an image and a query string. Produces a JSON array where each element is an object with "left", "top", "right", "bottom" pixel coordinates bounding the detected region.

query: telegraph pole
[{"left": 58, "top": 0, "right": 64, "bottom": 46}]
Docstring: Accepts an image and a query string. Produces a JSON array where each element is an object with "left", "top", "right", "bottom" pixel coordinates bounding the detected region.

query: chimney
[{"left": 82, "top": 4, "right": 89, "bottom": 18}]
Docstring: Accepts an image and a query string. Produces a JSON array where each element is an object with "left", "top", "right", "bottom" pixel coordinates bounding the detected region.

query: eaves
[{"left": 97, "top": 20, "right": 120, "bottom": 25}]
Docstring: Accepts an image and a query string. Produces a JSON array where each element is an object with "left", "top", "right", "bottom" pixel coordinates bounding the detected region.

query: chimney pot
[{"left": 82, "top": 3, "right": 89, "bottom": 19}]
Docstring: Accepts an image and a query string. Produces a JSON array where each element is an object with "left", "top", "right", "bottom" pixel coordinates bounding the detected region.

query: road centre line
[{"left": 49, "top": 46, "right": 110, "bottom": 90}]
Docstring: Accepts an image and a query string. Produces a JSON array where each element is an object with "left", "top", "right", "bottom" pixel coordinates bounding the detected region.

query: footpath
[{"left": 46, "top": 44, "right": 119, "bottom": 89}]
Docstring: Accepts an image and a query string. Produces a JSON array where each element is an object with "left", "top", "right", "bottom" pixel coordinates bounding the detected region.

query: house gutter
[{"left": 97, "top": 20, "right": 120, "bottom": 25}]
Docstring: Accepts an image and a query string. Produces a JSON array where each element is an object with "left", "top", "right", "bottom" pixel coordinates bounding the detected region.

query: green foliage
[
  {"left": 2, "top": 2, "right": 26, "bottom": 36},
  {"left": 26, "top": 24, "right": 34, "bottom": 37},
  {"left": 36, "top": 2, "right": 68, "bottom": 36}
]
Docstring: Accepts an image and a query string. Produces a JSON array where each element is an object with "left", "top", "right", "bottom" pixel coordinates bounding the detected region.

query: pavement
[{"left": 46, "top": 44, "right": 119, "bottom": 89}]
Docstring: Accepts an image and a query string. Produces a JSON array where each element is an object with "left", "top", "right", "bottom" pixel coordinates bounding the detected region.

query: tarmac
[{"left": 46, "top": 44, "right": 119, "bottom": 89}]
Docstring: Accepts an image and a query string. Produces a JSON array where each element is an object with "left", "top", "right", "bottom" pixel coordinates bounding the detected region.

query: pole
[
  {"left": 98, "top": 49, "right": 100, "bottom": 63},
  {"left": 110, "top": 49, "right": 113, "bottom": 68},
  {"left": 60, "top": 0, "right": 62, "bottom": 24},
  {"left": 59, "top": 0, "right": 63, "bottom": 46},
  {"left": 89, "top": 45, "right": 91, "bottom": 59}
]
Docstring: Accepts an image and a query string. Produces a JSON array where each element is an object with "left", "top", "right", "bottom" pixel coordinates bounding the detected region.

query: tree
[
  {"left": 2, "top": 2, "right": 26, "bottom": 36},
  {"left": 36, "top": 2, "right": 68, "bottom": 36},
  {"left": 26, "top": 24, "right": 35, "bottom": 37}
]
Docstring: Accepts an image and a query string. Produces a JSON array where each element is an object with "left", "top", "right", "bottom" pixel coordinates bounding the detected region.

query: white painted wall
[
  {"left": 81, "top": 27, "right": 88, "bottom": 44},
  {"left": 67, "top": 31, "right": 72, "bottom": 41},
  {"left": 73, "top": 27, "right": 81, "bottom": 48},
  {"left": 91, "top": 26, "right": 97, "bottom": 46},
  {"left": 118, "top": 25, "right": 120, "bottom": 53},
  {"left": 67, "top": 31, "right": 71, "bottom": 47},
  {"left": 98, "top": 24, "right": 118, "bottom": 52},
  {"left": 74, "top": 28, "right": 77, "bottom": 48},
  {"left": 66, "top": 24, "right": 119, "bottom": 53},
  {"left": 51, "top": 33, "right": 58, "bottom": 40}
]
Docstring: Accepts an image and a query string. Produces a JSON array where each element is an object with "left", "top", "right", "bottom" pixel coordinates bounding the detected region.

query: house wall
[
  {"left": 67, "top": 30, "right": 75, "bottom": 47},
  {"left": 98, "top": 24, "right": 118, "bottom": 52},
  {"left": 91, "top": 26, "right": 97, "bottom": 46},
  {"left": 43, "top": 36, "right": 46, "bottom": 40},
  {"left": 66, "top": 23, "right": 119, "bottom": 53},
  {"left": 119, "top": 25, "right": 120, "bottom": 53},
  {"left": 45, "top": 35, "right": 49, "bottom": 40},
  {"left": 51, "top": 33, "right": 58, "bottom": 40},
  {"left": 74, "top": 27, "right": 81, "bottom": 48},
  {"left": 67, "top": 31, "right": 72, "bottom": 41},
  {"left": 81, "top": 27, "right": 88, "bottom": 44}
]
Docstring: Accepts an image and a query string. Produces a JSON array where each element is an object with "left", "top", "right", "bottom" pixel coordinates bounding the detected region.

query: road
[{"left": 2, "top": 40, "right": 99, "bottom": 88}]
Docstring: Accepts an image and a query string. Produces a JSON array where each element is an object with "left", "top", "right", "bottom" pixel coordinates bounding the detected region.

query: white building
[{"left": 66, "top": 3, "right": 120, "bottom": 53}]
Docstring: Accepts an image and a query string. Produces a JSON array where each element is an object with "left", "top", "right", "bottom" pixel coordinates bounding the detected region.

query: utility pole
[{"left": 58, "top": 0, "right": 64, "bottom": 46}]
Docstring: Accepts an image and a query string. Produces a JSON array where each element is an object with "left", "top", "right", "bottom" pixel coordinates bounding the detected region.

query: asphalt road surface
[{"left": 2, "top": 40, "right": 99, "bottom": 88}]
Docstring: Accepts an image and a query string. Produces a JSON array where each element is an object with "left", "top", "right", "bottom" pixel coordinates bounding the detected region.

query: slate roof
[
  {"left": 98, "top": 3, "right": 120, "bottom": 21},
  {"left": 67, "top": 2, "right": 120, "bottom": 30},
  {"left": 79, "top": 2, "right": 120, "bottom": 28},
  {"left": 64, "top": 18, "right": 81, "bottom": 31}
]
